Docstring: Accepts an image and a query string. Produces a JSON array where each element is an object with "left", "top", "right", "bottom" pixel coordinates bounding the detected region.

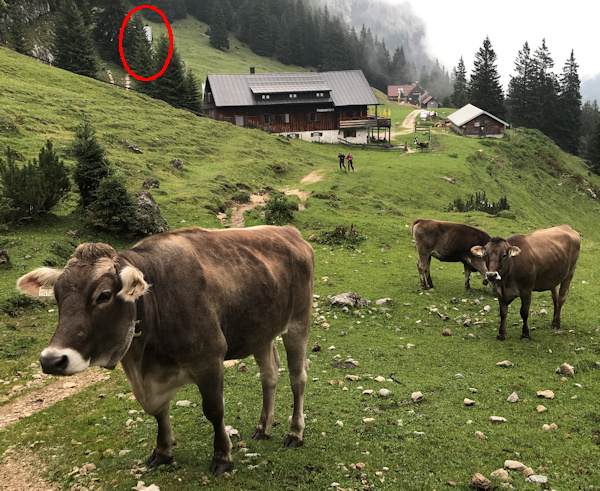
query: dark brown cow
[
  {"left": 16, "top": 225, "right": 314, "bottom": 476},
  {"left": 471, "top": 225, "right": 580, "bottom": 341},
  {"left": 412, "top": 219, "right": 490, "bottom": 290}
]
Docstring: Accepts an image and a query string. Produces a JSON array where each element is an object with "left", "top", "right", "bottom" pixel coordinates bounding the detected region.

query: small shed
[{"left": 448, "top": 104, "right": 508, "bottom": 138}]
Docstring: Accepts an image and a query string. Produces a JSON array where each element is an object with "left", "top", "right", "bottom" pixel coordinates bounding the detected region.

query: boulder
[
  {"left": 171, "top": 158, "right": 184, "bottom": 170},
  {"left": 328, "top": 292, "right": 370, "bottom": 308},
  {"left": 0, "top": 250, "right": 9, "bottom": 264},
  {"left": 134, "top": 190, "right": 169, "bottom": 236},
  {"left": 469, "top": 473, "right": 490, "bottom": 489},
  {"left": 142, "top": 178, "right": 160, "bottom": 190}
]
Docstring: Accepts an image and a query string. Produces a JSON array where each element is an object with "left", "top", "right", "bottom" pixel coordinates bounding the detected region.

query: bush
[
  {"left": 447, "top": 191, "right": 510, "bottom": 214},
  {"left": 231, "top": 191, "right": 250, "bottom": 204},
  {"left": 0, "top": 141, "right": 70, "bottom": 221},
  {"left": 85, "top": 174, "right": 137, "bottom": 235},
  {"left": 316, "top": 224, "right": 364, "bottom": 249},
  {"left": 0, "top": 293, "right": 45, "bottom": 318},
  {"left": 263, "top": 193, "right": 294, "bottom": 225}
]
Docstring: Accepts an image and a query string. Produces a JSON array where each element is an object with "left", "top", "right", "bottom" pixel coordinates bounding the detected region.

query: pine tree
[
  {"left": 37, "top": 140, "right": 71, "bottom": 212},
  {"left": 556, "top": 50, "right": 582, "bottom": 155},
  {"left": 275, "top": 17, "right": 293, "bottom": 65},
  {"left": 506, "top": 42, "right": 537, "bottom": 128},
  {"left": 72, "top": 121, "right": 113, "bottom": 208},
  {"left": 85, "top": 174, "right": 137, "bottom": 235},
  {"left": 94, "top": 0, "right": 128, "bottom": 64},
  {"left": 391, "top": 46, "right": 407, "bottom": 84},
  {"left": 129, "top": 13, "right": 155, "bottom": 95},
  {"left": 469, "top": 36, "right": 505, "bottom": 118},
  {"left": 182, "top": 69, "right": 203, "bottom": 113},
  {"left": 9, "top": 5, "right": 28, "bottom": 54},
  {"left": 580, "top": 100, "right": 599, "bottom": 156},
  {"left": 53, "top": 0, "right": 97, "bottom": 78},
  {"left": 152, "top": 34, "right": 186, "bottom": 107},
  {"left": 533, "top": 39, "right": 559, "bottom": 139},
  {"left": 586, "top": 118, "right": 600, "bottom": 175},
  {"left": 208, "top": 0, "right": 229, "bottom": 50},
  {"left": 451, "top": 57, "right": 468, "bottom": 108}
]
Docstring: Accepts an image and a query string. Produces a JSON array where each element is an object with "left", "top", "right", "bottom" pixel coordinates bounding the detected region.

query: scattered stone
[
  {"left": 0, "top": 250, "right": 9, "bottom": 264},
  {"left": 542, "top": 423, "right": 558, "bottom": 431},
  {"left": 142, "top": 178, "right": 160, "bottom": 190},
  {"left": 490, "top": 469, "right": 509, "bottom": 481},
  {"left": 540, "top": 308, "right": 548, "bottom": 315},
  {"left": 556, "top": 363, "right": 575, "bottom": 377},
  {"left": 455, "top": 373, "right": 464, "bottom": 379},
  {"left": 507, "top": 392, "right": 519, "bottom": 403},
  {"left": 132, "top": 482, "right": 160, "bottom": 491},
  {"left": 469, "top": 473, "right": 491, "bottom": 490},
  {"left": 496, "top": 360, "right": 514, "bottom": 367},
  {"left": 331, "top": 359, "right": 359, "bottom": 369},
  {"left": 374, "top": 376, "right": 386, "bottom": 382},
  {"left": 345, "top": 374, "right": 359, "bottom": 381},
  {"left": 362, "top": 417, "right": 375, "bottom": 423},
  {"left": 536, "top": 405, "right": 547, "bottom": 413},
  {"left": 521, "top": 467, "right": 534, "bottom": 477},
  {"left": 329, "top": 292, "right": 370, "bottom": 308},
  {"left": 504, "top": 460, "right": 526, "bottom": 473},
  {"left": 464, "top": 398, "right": 476, "bottom": 406},
  {"left": 483, "top": 305, "right": 491, "bottom": 312},
  {"left": 442, "top": 176, "right": 456, "bottom": 185},
  {"left": 490, "top": 416, "right": 507, "bottom": 423},
  {"left": 223, "top": 360, "right": 239, "bottom": 368},
  {"left": 171, "top": 158, "right": 184, "bottom": 170},
  {"left": 411, "top": 391, "right": 423, "bottom": 403},
  {"left": 463, "top": 317, "right": 472, "bottom": 327},
  {"left": 475, "top": 431, "right": 486, "bottom": 440},
  {"left": 379, "top": 389, "right": 391, "bottom": 397},
  {"left": 442, "top": 329, "right": 452, "bottom": 336},
  {"left": 121, "top": 139, "right": 143, "bottom": 154},
  {"left": 362, "top": 389, "right": 374, "bottom": 395},
  {"left": 525, "top": 475, "right": 548, "bottom": 484},
  {"left": 238, "top": 363, "right": 248, "bottom": 372},
  {"left": 355, "top": 462, "right": 366, "bottom": 470},
  {"left": 537, "top": 390, "right": 555, "bottom": 399},
  {"left": 336, "top": 420, "right": 343, "bottom": 427},
  {"left": 375, "top": 298, "right": 392, "bottom": 305},
  {"left": 312, "top": 342, "right": 321, "bottom": 352},
  {"left": 469, "top": 388, "right": 478, "bottom": 393},
  {"left": 176, "top": 400, "right": 191, "bottom": 407}
]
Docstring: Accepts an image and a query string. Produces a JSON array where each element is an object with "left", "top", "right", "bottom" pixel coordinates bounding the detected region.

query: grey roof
[
  {"left": 448, "top": 103, "right": 508, "bottom": 127},
  {"left": 206, "top": 70, "right": 378, "bottom": 108}
]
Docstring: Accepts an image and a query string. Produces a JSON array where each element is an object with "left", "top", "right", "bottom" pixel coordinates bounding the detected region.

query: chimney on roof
[{"left": 250, "top": 67, "right": 255, "bottom": 74}]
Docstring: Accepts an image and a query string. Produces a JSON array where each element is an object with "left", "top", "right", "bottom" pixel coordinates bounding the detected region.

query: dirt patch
[
  {"left": 0, "top": 449, "right": 57, "bottom": 491},
  {"left": 0, "top": 367, "right": 108, "bottom": 430},
  {"left": 231, "top": 193, "right": 268, "bottom": 228},
  {"left": 300, "top": 170, "right": 325, "bottom": 184}
]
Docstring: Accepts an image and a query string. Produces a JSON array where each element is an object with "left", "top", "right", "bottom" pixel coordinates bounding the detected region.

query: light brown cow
[
  {"left": 471, "top": 225, "right": 580, "bottom": 341},
  {"left": 412, "top": 219, "right": 490, "bottom": 290},
  {"left": 16, "top": 225, "right": 314, "bottom": 476}
]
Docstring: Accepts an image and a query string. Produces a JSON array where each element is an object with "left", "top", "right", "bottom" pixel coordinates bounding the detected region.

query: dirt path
[{"left": 390, "top": 109, "right": 419, "bottom": 138}]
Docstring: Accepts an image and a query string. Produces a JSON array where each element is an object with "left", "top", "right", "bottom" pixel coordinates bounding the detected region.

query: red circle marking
[{"left": 119, "top": 6, "right": 174, "bottom": 81}]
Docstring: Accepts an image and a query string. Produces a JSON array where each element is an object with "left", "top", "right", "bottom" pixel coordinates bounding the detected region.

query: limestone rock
[
  {"left": 556, "top": 363, "right": 575, "bottom": 377},
  {"left": 171, "top": 158, "right": 184, "bottom": 170},
  {"left": 469, "top": 473, "right": 490, "bottom": 490},
  {"left": 536, "top": 405, "right": 547, "bottom": 413},
  {"left": 411, "top": 391, "right": 423, "bottom": 403},
  {"left": 504, "top": 460, "right": 526, "bottom": 473},
  {"left": 496, "top": 360, "right": 514, "bottom": 367},
  {"left": 506, "top": 392, "right": 519, "bottom": 403},
  {"left": 537, "top": 390, "right": 555, "bottom": 399},
  {"left": 142, "top": 178, "right": 160, "bottom": 190},
  {"left": 329, "top": 292, "right": 370, "bottom": 308},
  {"left": 525, "top": 475, "right": 548, "bottom": 484},
  {"left": 490, "top": 416, "right": 507, "bottom": 423},
  {"left": 464, "top": 398, "right": 476, "bottom": 406},
  {"left": 442, "top": 329, "right": 452, "bottom": 336},
  {"left": 134, "top": 190, "right": 170, "bottom": 236},
  {"left": 0, "top": 250, "right": 9, "bottom": 264},
  {"left": 474, "top": 431, "right": 486, "bottom": 440},
  {"left": 490, "top": 468, "right": 509, "bottom": 481}
]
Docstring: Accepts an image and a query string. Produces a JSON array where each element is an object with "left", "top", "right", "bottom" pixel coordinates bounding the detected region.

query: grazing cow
[
  {"left": 412, "top": 219, "right": 490, "bottom": 290},
  {"left": 471, "top": 225, "right": 580, "bottom": 341},
  {"left": 16, "top": 226, "right": 314, "bottom": 476}
]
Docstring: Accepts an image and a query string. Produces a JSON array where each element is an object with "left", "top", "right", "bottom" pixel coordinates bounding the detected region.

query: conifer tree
[
  {"left": 208, "top": 0, "right": 229, "bottom": 50},
  {"left": 451, "top": 57, "right": 468, "bottom": 108},
  {"left": 85, "top": 174, "right": 137, "bottom": 235},
  {"left": 53, "top": 0, "right": 97, "bottom": 78},
  {"left": 9, "top": 5, "right": 28, "bottom": 54},
  {"left": 469, "top": 37, "right": 505, "bottom": 118},
  {"left": 72, "top": 121, "right": 113, "bottom": 208},
  {"left": 129, "top": 13, "right": 155, "bottom": 95},
  {"left": 275, "top": 17, "right": 293, "bottom": 65},
  {"left": 506, "top": 42, "right": 537, "bottom": 128},
  {"left": 182, "top": 69, "right": 203, "bottom": 113},
  {"left": 94, "top": 0, "right": 128, "bottom": 64},
  {"left": 533, "top": 39, "right": 559, "bottom": 139},
  {"left": 586, "top": 118, "right": 600, "bottom": 175},
  {"left": 152, "top": 34, "right": 186, "bottom": 107},
  {"left": 391, "top": 47, "right": 407, "bottom": 84},
  {"left": 557, "top": 50, "right": 582, "bottom": 154}
]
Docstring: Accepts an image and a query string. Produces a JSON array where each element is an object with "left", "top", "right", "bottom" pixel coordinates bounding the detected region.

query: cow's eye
[
  {"left": 97, "top": 290, "right": 112, "bottom": 304},
  {"left": 502, "top": 253, "right": 508, "bottom": 258}
]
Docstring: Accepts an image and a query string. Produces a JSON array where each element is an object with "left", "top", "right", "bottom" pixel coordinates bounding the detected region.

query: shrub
[
  {"left": 263, "top": 193, "right": 294, "bottom": 225},
  {"left": 316, "top": 224, "right": 364, "bottom": 249},
  {"left": 447, "top": 191, "right": 510, "bottom": 214},
  {"left": 231, "top": 191, "right": 250, "bottom": 204},
  {"left": 85, "top": 174, "right": 137, "bottom": 235},
  {"left": 0, "top": 293, "right": 45, "bottom": 318},
  {"left": 0, "top": 141, "right": 70, "bottom": 221}
]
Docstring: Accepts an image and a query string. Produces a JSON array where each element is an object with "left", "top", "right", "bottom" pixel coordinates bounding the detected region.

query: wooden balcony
[{"left": 339, "top": 116, "right": 391, "bottom": 129}]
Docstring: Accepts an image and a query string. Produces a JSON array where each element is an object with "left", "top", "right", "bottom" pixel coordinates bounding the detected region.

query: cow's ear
[
  {"left": 471, "top": 246, "right": 485, "bottom": 257},
  {"left": 17, "top": 268, "right": 63, "bottom": 297},
  {"left": 118, "top": 265, "right": 149, "bottom": 302},
  {"left": 508, "top": 246, "right": 521, "bottom": 257}
]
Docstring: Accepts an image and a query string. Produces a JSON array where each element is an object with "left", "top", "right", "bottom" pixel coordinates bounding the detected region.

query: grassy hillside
[{"left": 2, "top": 46, "right": 600, "bottom": 490}]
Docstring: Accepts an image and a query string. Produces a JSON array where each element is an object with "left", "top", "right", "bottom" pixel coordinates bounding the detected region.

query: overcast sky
[{"left": 388, "top": 0, "right": 599, "bottom": 87}]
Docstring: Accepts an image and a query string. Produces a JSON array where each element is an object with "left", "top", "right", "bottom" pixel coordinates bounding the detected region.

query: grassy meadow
[{"left": 2, "top": 32, "right": 600, "bottom": 491}]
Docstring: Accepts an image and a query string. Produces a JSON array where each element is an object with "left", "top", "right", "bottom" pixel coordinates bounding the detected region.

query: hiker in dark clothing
[
  {"left": 346, "top": 153, "right": 354, "bottom": 171},
  {"left": 338, "top": 153, "right": 346, "bottom": 170}
]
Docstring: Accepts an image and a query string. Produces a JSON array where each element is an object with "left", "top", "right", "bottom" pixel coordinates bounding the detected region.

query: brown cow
[
  {"left": 412, "top": 219, "right": 490, "bottom": 290},
  {"left": 471, "top": 225, "right": 580, "bottom": 341},
  {"left": 16, "top": 225, "right": 314, "bottom": 476}
]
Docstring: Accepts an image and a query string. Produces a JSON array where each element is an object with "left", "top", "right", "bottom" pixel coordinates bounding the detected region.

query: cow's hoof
[
  {"left": 251, "top": 429, "right": 271, "bottom": 441},
  {"left": 210, "top": 458, "right": 234, "bottom": 476},
  {"left": 147, "top": 449, "right": 173, "bottom": 467},
  {"left": 551, "top": 323, "right": 560, "bottom": 329},
  {"left": 521, "top": 337, "right": 530, "bottom": 342},
  {"left": 496, "top": 335, "right": 506, "bottom": 341},
  {"left": 283, "top": 435, "right": 304, "bottom": 448}
]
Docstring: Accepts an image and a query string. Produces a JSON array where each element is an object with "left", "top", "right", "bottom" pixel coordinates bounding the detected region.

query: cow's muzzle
[
  {"left": 485, "top": 271, "right": 501, "bottom": 281},
  {"left": 40, "top": 347, "right": 90, "bottom": 376}
]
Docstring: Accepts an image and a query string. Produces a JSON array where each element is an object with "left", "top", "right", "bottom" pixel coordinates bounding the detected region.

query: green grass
[{"left": 3, "top": 45, "right": 600, "bottom": 491}]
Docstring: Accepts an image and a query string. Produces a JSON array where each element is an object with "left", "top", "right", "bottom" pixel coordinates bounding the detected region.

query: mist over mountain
[
  {"left": 582, "top": 75, "right": 600, "bottom": 103},
  {"left": 309, "top": 0, "right": 432, "bottom": 68}
]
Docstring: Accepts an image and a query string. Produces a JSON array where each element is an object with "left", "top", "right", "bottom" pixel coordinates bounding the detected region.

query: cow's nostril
[{"left": 40, "top": 352, "right": 69, "bottom": 375}]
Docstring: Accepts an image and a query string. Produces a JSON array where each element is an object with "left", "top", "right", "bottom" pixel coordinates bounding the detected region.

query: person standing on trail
[
  {"left": 346, "top": 153, "right": 354, "bottom": 172},
  {"left": 338, "top": 152, "right": 346, "bottom": 171}
]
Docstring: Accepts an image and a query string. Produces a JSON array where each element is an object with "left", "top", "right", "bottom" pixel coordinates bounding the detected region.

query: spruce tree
[
  {"left": 129, "top": 14, "right": 155, "bottom": 95},
  {"left": 557, "top": 50, "right": 582, "bottom": 155},
  {"left": 275, "top": 17, "right": 293, "bottom": 65},
  {"left": 72, "top": 121, "right": 113, "bottom": 208},
  {"left": 506, "top": 42, "right": 537, "bottom": 128},
  {"left": 391, "top": 47, "right": 408, "bottom": 84},
  {"left": 469, "top": 36, "right": 505, "bottom": 118},
  {"left": 9, "top": 5, "right": 28, "bottom": 55},
  {"left": 182, "top": 69, "right": 203, "bottom": 113},
  {"left": 85, "top": 174, "right": 137, "bottom": 235},
  {"left": 586, "top": 118, "right": 600, "bottom": 175},
  {"left": 533, "top": 39, "right": 559, "bottom": 140},
  {"left": 208, "top": 0, "right": 230, "bottom": 50},
  {"left": 152, "top": 34, "right": 186, "bottom": 107},
  {"left": 94, "top": 0, "right": 128, "bottom": 64},
  {"left": 451, "top": 57, "right": 468, "bottom": 108},
  {"left": 53, "top": 0, "right": 97, "bottom": 78}
]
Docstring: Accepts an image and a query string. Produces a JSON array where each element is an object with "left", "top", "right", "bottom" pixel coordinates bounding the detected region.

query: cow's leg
[
  {"left": 463, "top": 263, "right": 473, "bottom": 289},
  {"left": 417, "top": 254, "right": 433, "bottom": 289},
  {"left": 252, "top": 341, "right": 280, "bottom": 440},
  {"left": 519, "top": 292, "right": 532, "bottom": 341},
  {"left": 496, "top": 300, "right": 509, "bottom": 341},
  {"left": 195, "top": 363, "right": 233, "bottom": 476},
  {"left": 552, "top": 277, "right": 573, "bottom": 328},
  {"left": 281, "top": 323, "right": 309, "bottom": 448},
  {"left": 147, "top": 400, "right": 177, "bottom": 467}
]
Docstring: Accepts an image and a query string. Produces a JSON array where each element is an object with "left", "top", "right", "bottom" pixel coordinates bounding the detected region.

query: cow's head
[
  {"left": 17, "top": 243, "right": 149, "bottom": 375},
  {"left": 471, "top": 237, "right": 521, "bottom": 282}
]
